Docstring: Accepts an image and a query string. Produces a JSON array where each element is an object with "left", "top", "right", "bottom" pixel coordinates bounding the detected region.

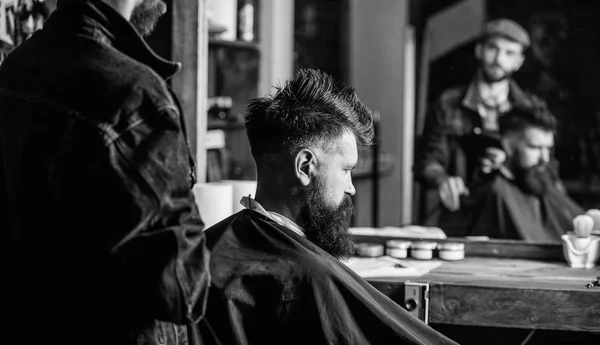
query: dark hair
[
  {"left": 245, "top": 68, "right": 374, "bottom": 167},
  {"left": 499, "top": 101, "right": 557, "bottom": 136}
]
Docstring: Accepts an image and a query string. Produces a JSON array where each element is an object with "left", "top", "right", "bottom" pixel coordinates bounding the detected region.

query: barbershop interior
[{"left": 2, "top": 0, "right": 600, "bottom": 344}]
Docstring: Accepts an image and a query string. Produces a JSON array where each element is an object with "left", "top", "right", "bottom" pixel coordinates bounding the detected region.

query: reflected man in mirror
[
  {"left": 438, "top": 104, "right": 584, "bottom": 241},
  {"left": 416, "top": 19, "right": 546, "bottom": 221},
  {"left": 199, "top": 69, "right": 457, "bottom": 345}
]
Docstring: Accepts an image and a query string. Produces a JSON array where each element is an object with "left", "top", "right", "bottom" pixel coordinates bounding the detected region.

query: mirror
[
  {"left": 291, "top": 0, "right": 600, "bottom": 244},
  {"left": 412, "top": 0, "right": 600, "bottom": 244}
]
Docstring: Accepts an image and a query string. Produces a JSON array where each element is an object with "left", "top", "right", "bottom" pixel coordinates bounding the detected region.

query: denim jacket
[{"left": 0, "top": 1, "right": 209, "bottom": 344}]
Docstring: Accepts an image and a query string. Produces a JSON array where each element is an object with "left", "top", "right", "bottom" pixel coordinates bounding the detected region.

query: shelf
[
  {"left": 208, "top": 38, "right": 259, "bottom": 51},
  {"left": 563, "top": 179, "right": 600, "bottom": 196},
  {"left": 352, "top": 153, "right": 395, "bottom": 180}
]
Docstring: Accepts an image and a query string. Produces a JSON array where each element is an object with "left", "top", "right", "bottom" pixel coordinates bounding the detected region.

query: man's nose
[
  {"left": 346, "top": 180, "right": 356, "bottom": 197},
  {"left": 495, "top": 50, "right": 505, "bottom": 65},
  {"left": 494, "top": 51, "right": 501, "bottom": 63}
]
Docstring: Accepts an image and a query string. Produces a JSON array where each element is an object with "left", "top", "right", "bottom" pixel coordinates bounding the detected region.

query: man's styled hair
[
  {"left": 499, "top": 102, "right": 557, "bottom": 136},
  {"left": 245, "top": 68, "right": 374, "bottom": 167}
]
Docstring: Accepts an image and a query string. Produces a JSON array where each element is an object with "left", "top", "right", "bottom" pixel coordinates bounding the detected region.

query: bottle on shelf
[
  {"left": 207, "top": 96, "right": 234, "bottom": 121},
  {"left": 207, "top": 0, "right": 238, "bottom": 41},
  {"left": 237, "top": 0, "right": 255, "bottom": 42}
]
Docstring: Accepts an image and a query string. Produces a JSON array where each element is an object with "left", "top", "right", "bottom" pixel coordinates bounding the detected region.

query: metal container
[
  {"left": 438, "top": 242, "right": 465, "bottom": 261},
  {"left": 410, "top": 241, "right": 438, "bottom": 260},
  {"left": 355, "top": 242, "right": 385, "bottom": 257},
  {"left": 385, "top": 240, "right": 412, "bottom": 259}
]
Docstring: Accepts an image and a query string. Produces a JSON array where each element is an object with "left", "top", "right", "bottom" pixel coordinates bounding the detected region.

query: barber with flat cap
[{"left": 415, "top": 18, "right": 548, "bottom": 229}]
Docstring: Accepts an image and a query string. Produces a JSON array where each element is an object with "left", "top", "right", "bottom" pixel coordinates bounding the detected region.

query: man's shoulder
[
  {"left": 475, "top": 172, "right": 533, "bottom": 204},
  {"left": 70, "top": 43, "right": 178, "bottom": 126},
  {"left": 48, "top": 34, "right": 174, "bottom": 110},
  {"left": 205, "top": 210, "right": 305, "bottom": 262},
  {"left": 205, "top": 211, "right": 342, "bottom": 303},
  {"left": 509, "top": 79, "right": 547, "bottom": 107},
  {"left": 205, "top": 210, "right": 342, "bottom": 279},
  {"left": 436, "top": 84, "right": 469, "bottom": 106},
  {"left": 80, "top": 41, "right": 172, "bottom": 103},
  {"left": 2, "top": 36, "right": 173, "bottom": 118}
]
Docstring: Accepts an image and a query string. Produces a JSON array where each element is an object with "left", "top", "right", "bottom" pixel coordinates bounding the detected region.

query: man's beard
[
  {"left": 130, "top": 0, "right": 167, "bottom": 37},
  {"left": 481, "top": 64, "right": 512, "bottom": 83},
  {"left": 303, "top": 178, "right": 356, "bottom": 260},
  {"left": 513, "top": 163, "right": 556, "bottom": 196}
]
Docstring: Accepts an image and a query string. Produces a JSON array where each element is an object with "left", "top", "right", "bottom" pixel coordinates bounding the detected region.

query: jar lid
[
  {"left": 411, "top": 241, "right": 438, "bottom": 250},
  {"left": 386, "top": 240, "right": 412, "bottom": 249},
  {"left": 355, "top": 243, "right": 385, "bottom": 257},
  {"left": 438, "top": 242, "right": 465, "bottom": 251}
]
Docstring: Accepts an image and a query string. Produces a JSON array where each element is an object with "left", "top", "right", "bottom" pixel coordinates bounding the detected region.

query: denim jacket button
[{"left": 473, "top": 127, "right": 482, "bottom": 135}]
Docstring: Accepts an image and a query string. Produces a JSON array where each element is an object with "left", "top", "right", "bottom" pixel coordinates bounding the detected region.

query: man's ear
[
  {"left": 294, "top": 148, "right": 316, "bottom": 186},
  {"left": 474, "top": 42, "right": 483, "bottom": 60}
]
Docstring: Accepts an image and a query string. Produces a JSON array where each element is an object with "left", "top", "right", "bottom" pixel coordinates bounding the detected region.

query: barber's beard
[
  {"left": 303, "top": 179, "right": 356, "bottom": 260},
  {"left": 513, "top": 163, "right": 555, "bottom": 196},
  {"left": 481, "top": 64, "right": 512, "bottom": 83},
  {"left": 130, "top": 0, "right": 167, "bottom": 37}
]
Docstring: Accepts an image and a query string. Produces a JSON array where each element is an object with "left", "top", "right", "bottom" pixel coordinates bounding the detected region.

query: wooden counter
[{"left": 354, "top": 236, "right": 600, "bottom": 332}]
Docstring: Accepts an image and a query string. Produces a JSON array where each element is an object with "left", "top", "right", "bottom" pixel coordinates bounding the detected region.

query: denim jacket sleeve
[
  {"left": 415, "top": 97, "right": 452, "bottom": 187},
  {"left": 55, "top": 105, "right": 210, "bottom": 325}
]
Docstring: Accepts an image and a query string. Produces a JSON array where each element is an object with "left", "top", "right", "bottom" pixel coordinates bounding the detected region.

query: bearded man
[
  {"left": 415, "top": 19, "right": 547, "bottom": 221},
  {"left": 437, "top": 104, "right": 584, "bottom": 241},
  {"left": 200, "top": 69, "right": 457, "bottom": 345},
  {"left": 0, "top": 1, "right": 211, "bottom": 344}
]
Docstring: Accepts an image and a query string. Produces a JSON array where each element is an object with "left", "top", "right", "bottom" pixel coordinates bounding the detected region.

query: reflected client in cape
[{"left": 438, "top": 104, "right": 584, "bottom": 242}]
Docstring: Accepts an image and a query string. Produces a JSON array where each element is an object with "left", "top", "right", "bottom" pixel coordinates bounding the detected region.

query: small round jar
[
  {"left": 410, "top": 241, "right": 438, "bottom": 260},
  {"left": 386, "top": 240, "right": 412, "bottom": 259},
  {"left": 438, "top": 242, "right": 465, "bottom": 261},
  {"left": 355, "top": 243, "right": 385, "bottom": 257}
]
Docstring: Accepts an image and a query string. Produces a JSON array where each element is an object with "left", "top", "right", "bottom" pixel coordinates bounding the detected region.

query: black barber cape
[
  {"left": 438, "top": 171, "right": 585, "bottom": 241},
  {"left": 200, "top": 209, "right": 457, "bottom": 345}
]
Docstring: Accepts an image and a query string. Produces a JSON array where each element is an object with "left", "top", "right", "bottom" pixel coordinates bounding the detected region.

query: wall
[
  {"left": 258, "top": 0, "right": 294, "bottom": 96},
  {"left": 349, "top": 0, "right": 409, "bottom": 226}
]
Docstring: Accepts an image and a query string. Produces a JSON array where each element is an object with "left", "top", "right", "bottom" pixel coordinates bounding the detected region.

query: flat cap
[{"left": 482, "top": 19, "right": 530, "bottom": 48}]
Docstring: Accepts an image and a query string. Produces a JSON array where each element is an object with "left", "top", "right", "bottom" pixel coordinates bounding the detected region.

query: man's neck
[
  {"left": 478, "top": 78, "right": 510, "bottom": 106},
  {"left": 241, "top": 196, "right": 307, "bottom": 237},
  {"left": 254, "top": 189, "right": 306, "bottom": 229}
]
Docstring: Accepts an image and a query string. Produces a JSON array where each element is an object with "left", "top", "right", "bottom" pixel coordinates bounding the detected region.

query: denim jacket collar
[
  {"left": 51, "top": 0, "right": 180, "bottom": 80},
  {"left": 462, "top": 73, "right": 529, "bottom": 113}
]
